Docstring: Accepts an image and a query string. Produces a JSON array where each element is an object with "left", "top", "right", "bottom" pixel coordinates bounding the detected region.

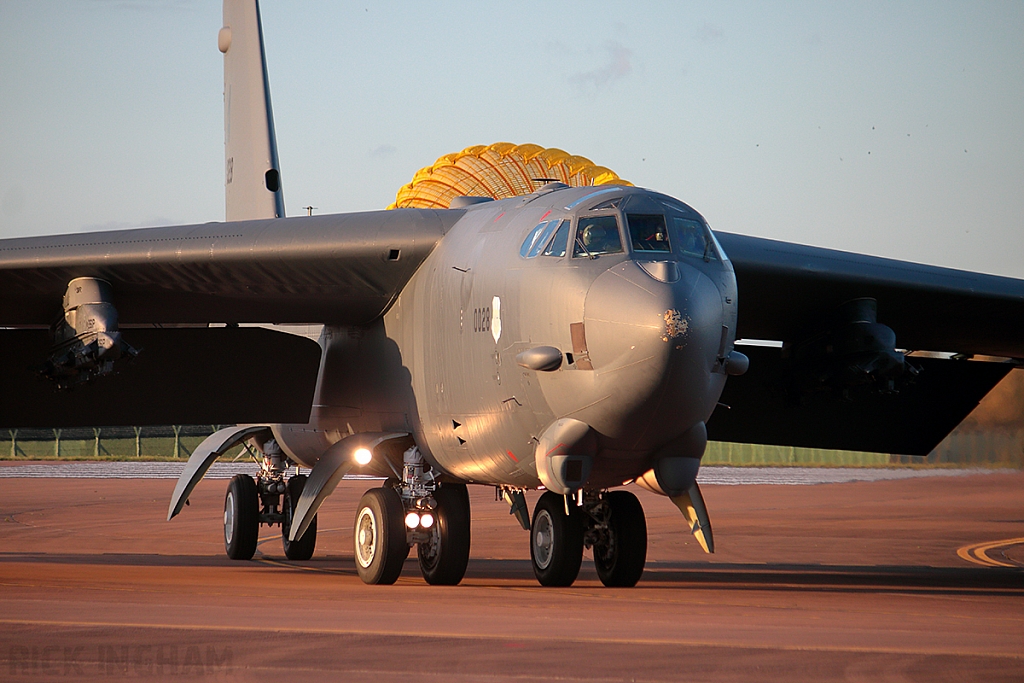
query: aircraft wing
[
  {"left": 0, "top": 209, "right": 459, "bottom": 326},
  {"left": 708, "top": 232, "right": 1024, "bottom": 455},
  {"left": 0, "top": 209, "right": 460, "bottom": 428},
  {"left": 707, "top": 344, "right": 1014, "bottom": 454},
  {"left": 715, "top": 232, "right": 1024, "bottom": 358}
]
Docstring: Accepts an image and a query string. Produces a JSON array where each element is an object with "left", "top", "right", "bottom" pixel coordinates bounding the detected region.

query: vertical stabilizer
[{"left": 219, "top": 0, "right": 285, "bottom": 221}]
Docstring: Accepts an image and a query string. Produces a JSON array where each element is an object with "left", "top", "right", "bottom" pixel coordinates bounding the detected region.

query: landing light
[
  {"left": 420, "top": 512, "right": 435, "bottom": 529},
  {"left": 354, "top": 448, "right": 372, "bottom": 465},
  {"left": 405, "top": 512, "right": 421, "bottom": 529}
]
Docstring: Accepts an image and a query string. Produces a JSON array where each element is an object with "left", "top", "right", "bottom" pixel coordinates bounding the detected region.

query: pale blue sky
[{"left": 1, "top": 1, "right": 1022, "bottom": 278}]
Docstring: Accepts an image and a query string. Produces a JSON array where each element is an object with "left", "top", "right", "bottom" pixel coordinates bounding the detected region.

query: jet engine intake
[
  {"left": 41, "top": 277, "right": 138, "bottom": 388},
  {"left": 535, "top": 418, "right": 596, "bottom": 495}
]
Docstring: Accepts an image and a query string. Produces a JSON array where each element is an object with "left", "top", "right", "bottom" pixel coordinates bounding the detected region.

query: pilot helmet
[{"left": 581, "top": 223, "right": 606, "bottom": 248}]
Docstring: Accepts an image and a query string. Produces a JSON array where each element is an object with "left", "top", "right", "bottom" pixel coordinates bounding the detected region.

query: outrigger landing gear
[
  {"left": 221, "top": 439, "right": 318, "bottom": 562},
  {"left": 353, "top": 447, "right": 472, "bottom": 585},
  {"left": 529, "top": 489, "right": 649, "bottom": 587}
]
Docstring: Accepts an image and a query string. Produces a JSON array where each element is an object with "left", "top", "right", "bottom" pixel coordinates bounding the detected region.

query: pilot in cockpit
[
  {"left": 581, "top": 224, "right": 610, "bottom": 252},
  {"left": 577, "top": 217, "right": 623, "bottom": 256}
]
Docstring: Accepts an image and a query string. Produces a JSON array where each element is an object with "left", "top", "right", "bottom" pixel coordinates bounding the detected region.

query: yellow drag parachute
[{"left": 389, "top": 143, "right": 632, "bottom": 210}]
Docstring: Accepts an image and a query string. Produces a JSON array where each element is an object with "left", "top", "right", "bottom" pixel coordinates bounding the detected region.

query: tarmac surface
[{"left": 0, "top": 464, "right": 1021, "bottom": 681}]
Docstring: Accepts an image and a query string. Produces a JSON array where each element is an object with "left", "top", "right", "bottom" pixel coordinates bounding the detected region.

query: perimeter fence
[
  {"left": 703, "top": 428, "right": 1024, "bottom": 468},
  {"left": 1, "top": 425, "right": 1021, "bottom": 468},
  {"left": 1, "top": 425, "right": 236, "bottom": 460}
]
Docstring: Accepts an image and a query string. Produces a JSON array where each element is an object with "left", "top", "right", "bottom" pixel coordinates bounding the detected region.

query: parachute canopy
[{"left": 389, "top": 142, "right": 632, "bottom": 210}]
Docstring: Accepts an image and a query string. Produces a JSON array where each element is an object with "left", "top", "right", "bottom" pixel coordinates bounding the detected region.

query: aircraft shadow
[
  {"left": 629, "top": 560, "right": 1024, "bottom": 596},
  {"left": 2, "top": 552, "right": 1019, "bottom": 596}
]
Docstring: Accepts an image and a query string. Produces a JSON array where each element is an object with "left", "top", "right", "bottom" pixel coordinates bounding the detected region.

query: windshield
[
  {"left": 670, "top": 216, "right": 716, "bottom": 260},
  {"left": 573, "top": 216, "right": 623, "bottom": 257},
  {"left": 627, "top": 214, "right": 671, "bottom": 253}
]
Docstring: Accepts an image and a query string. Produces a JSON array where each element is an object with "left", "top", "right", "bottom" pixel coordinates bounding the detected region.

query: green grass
[
  {"left": 0, "top": 438, "right": 250, "bottom": 462},
  {"left": 2, "top": 430, "right": 1020, "bottom": 468}
]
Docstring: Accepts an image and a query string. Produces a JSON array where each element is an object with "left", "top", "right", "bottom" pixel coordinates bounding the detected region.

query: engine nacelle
[
  {"left": 787, "top": 298, "right": 917, "bottom": 395},
  {"left": 40, "top": 277, "right": 138, "bottom": 388}
]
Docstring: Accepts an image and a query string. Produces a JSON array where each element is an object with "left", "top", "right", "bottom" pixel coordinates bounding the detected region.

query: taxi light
[
  {"left": 405, "top": 512, "right": 421, "bottom": 529},
  {"left": 420, "top": 512, "right": 435, "bottom": 529},
  {"left": 354, "top": 448, "right": 372, "bottom": 465}
]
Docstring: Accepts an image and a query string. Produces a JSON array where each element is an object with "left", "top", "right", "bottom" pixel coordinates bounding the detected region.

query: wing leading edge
[
  {"left": 716, "top": 232, "right": 1024, "bottom": 358},
  {"left": 0, "top": 208, "right": 460, "bottom": 428},
  {"left": 0, "top": 208, "right": 461, "bottom": 327}
]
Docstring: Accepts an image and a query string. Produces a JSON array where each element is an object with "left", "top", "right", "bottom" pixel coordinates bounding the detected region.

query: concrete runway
[{"left": 1, "top": 466, "right": 1021, "bottom": 681}]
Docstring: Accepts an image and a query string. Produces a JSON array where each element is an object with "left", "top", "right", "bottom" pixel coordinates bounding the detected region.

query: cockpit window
[
  {"left": 520, "top": 220, "right": 560, "bottom": 258},
  {"left": 573, "top": 216, "right": 623, "bottom": 258},
  {"left": 627, "top": 214, "right": 671, "bottom": 253},
  {"left": 542, "top": 219, "right": 571, "bottom": 257},
  {"left": 590, "top": 197, "right": 622, "bottom": 210},
  {"left": 671, "top": 216, "right": 717, "bottom": 260}
]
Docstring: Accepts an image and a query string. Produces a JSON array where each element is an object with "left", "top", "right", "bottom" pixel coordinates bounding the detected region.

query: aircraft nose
[{"left": 582, "top": 260, "right": 725, "bottom": 447}]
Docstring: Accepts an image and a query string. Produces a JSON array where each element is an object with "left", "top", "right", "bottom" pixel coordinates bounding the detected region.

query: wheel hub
[
  {"left": 355, "top": 507, "right": 378, "bottom": 569},
  {"left": 533, "top": 510, "right": 554, "bottom": 569},
  {"left": 224, "top": 491, "right": 235, "bottom": 544}
]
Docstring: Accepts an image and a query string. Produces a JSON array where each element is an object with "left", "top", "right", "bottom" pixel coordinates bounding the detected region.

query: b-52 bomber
[{"left": 1, "top": 0, "right": 1022, "bottom": 587}]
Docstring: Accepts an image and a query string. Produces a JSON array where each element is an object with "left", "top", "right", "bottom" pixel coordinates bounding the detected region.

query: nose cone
[{"left": 582, "top": 260, "right": 725, "bottom": 448}]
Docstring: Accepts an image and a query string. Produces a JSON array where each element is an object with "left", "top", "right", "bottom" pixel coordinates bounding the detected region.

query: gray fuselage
[{"left": 273, "top": 185, "right": 739, "bottom": 490}]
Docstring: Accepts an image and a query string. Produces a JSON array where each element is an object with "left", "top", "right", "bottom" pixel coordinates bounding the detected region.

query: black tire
[
  {"left": 530, "top": 491, "right": 585, "bottom": 587},
  {"left": 418, "top": 483, "right": 471, "bottom": 585},
  {"left": 353, "top": 487, "right": 410, "bottom": 585},
  {"left": 282, "top": 474, "right": 317, "bottom": 561},
  {"left": 224, "top": 474, "right": 259, "bottom": 560},
  {"left": 593, "top": 491, "right": 647, "bottom": 587}
]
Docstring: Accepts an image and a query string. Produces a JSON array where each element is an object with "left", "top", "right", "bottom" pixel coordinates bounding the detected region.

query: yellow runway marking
[{"left": 957, "top": 537, "right": 1024, "bottom": 568}]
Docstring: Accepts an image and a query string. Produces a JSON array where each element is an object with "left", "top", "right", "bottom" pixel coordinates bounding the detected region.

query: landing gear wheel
[
  {"left": 418, "top": 483, "right": 471, "bottom": 585},
  {"left": 224, "top": 474, "right": 259, "bottom": 560},
  {"left": 282, "top": 474, "right": 317, "bottom": 561},
  {"left": 353, "top": 487, "right": 410, "bottom": 585},
  {"left": 530, "top": 491, "right": 585, "bottom": 587},
  {"left": 593, "top": 490, "right": 647, "bottom": 587}
]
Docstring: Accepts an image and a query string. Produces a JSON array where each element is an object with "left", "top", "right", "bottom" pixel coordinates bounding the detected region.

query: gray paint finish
[
  {"left": 0, "top": 209, "right": 461, "bottom": 325},
  {"left": 0, "top": 183, "right": 1020, "bottom": 483}
]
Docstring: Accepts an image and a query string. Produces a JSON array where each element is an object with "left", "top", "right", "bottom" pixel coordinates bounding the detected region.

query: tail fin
[{"left": 219, "top": 0, "right": 285, "bottom": 221}]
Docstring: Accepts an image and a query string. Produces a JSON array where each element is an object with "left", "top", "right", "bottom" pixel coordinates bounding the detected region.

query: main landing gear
[
  {"left": 529, "top": 489, "right": 647, "bottom": 588},
  {"left": 222, "top": 440, "right": 318, "bottom": 561},
  {"left": 353, "top": 447, "right": 471, "bottom": 585}
]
